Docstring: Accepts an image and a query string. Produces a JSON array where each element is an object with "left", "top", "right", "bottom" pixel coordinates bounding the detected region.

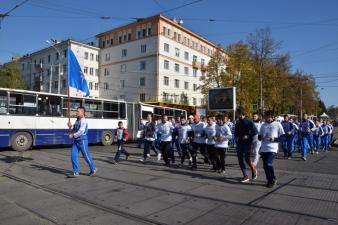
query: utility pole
[{"left": 300, "top": 87, "right": 303, "bottom": 120}]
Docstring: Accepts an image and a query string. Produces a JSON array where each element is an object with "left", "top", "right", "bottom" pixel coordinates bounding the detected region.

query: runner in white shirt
[
  {"left": 259, "top": 111, "right": 285, "bottom": 188},
  {"left": 252, "top": 112, "right": 262, "bottom": 166}
]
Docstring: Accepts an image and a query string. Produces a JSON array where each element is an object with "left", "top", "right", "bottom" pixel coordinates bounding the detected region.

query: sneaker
[
  {"left": 139, "top": 158, "right": 145, "bottom": 162},
  {"left": 241, "top": 176, "right": 250, "bottom": 183},
  {"left": 126, "top": 154, "right": 129, "bottom": 160},
  {"left": 89, "top": 168, "right": 98, "bottom": 176},
  {"left": 267, "top": 180, "right": 277, "bottom": 188},
  {"left": 301, "top": 157, "right": 307, "bottom": 161},
  {"left": 315, "top": 151, "right": 319, "bottom": 155},
  {"left": 157, "top": 153, "right": 162, "bottom": 161},
  {"left": 147, "top": 153, "right": 151, "bottom": 158},
  {"left": 287, "top": 157, "right": 292, "bottom": 160},
  {"left": 68, "top": 173, "right": 79, "bottom": 178},
  {"left": 252, "top": 171, "right": 258, "bottom": 180},
  {"left": 111, "top": 159, "right": 118, "bottom": 164},
  {"left": 221, "top": 170, "right": 226, "bottom": 174}
]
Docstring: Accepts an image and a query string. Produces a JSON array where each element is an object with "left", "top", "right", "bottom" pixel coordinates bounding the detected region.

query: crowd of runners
[{"left": 68, "top": 106, "right": 335, "bottom": 188}]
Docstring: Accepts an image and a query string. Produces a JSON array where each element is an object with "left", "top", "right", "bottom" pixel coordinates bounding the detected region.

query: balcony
[
  {"left": 192, "top": 60, "right": 201, "bottom": 69},
  {"left": 201, "top": 64, "right": 208, "bottom": 71}
]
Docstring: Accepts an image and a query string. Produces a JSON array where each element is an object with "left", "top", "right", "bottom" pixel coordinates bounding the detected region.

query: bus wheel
[
  {"left": 101, "top": 131, "right": 113, "bottom": 146},
  {"left": 11, "top": 132, "right": 33, "bottom": 151}
]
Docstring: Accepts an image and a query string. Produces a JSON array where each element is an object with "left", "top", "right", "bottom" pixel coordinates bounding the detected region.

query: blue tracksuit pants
[{"left": 71, "top": 139, "right": 96, "bottom": 174}]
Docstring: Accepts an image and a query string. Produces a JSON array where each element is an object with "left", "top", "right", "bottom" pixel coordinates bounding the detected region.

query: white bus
[{"left": 0, "top": 88, "right": 127, "bottom": 151}]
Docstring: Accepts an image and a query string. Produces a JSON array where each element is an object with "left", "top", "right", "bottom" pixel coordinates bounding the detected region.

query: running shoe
[{"left": 241, "top": 176, "right": 250, "bottom": 183}]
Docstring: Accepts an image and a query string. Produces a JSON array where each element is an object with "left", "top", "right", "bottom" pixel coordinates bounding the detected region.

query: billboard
[{"left": 208, "top": 87, "right": 236, "bottom": 111}]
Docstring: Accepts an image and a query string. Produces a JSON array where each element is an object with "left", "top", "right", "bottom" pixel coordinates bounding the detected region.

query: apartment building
[
  {"left": 97, "top": 15, "right": 224, "bottom": 106},
  {"left": 19, "top": 39, "right": 100, "bottom": 98}
]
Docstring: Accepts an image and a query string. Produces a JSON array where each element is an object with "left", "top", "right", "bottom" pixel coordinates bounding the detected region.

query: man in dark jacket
[{"left": 235, "top": 107, "right": 258, "bottom": 183}]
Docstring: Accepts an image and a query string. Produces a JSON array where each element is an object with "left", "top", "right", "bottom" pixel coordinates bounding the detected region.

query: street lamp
[{"left": 45, "top": 39, "right": 62, "bottom": 94}]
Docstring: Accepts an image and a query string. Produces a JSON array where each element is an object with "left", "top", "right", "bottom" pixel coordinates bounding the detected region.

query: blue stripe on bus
[{"left": 0, "top": 129, "right": 117, "bottom": 147}]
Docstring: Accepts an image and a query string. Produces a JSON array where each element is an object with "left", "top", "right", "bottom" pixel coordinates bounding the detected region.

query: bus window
[
  {"left": 84, "top": 99, "right": 102, "bottom": 118},
  {"left": 119, "top": 102, "right": 126, "bottom": 119},
  {"left": 141, "top": 110, "right": 152, "bottom": 119},
  {"left": 9, "top": 93, "right": 36, "bottom": 115},
  {"left": 0, "top": 90, "right": 7, "bottom": 114},
  {"left": 37, "top": 95, "right": 62, "bottom": 116},
  {"left": 62, "top": 98, "right": 82, "bottom": 118},
  {"left": 103, "top": 101, "right": 119, "bottom": 119},
  {"left": 174, "top": 110, "right": 183, "bottom": 118},
  {"left": 154, "top": 107, "right": 164, "bottom": 116},
  {"left": 165, "top": 109, "right": 174, "bottom": 117}
]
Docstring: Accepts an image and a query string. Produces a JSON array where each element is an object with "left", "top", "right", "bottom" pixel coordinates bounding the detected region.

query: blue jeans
[
  {"left": 313, "top": 135, "right": 321, "bottom": 152},
  {"left": 114, "top": 140, "right": 129, "bottom": 161},
  {"left": 301, "top": 134, "right": 313, "bottom": 158},
  {"left": 260, "top": 152, "right": 277, "bottom": 184},
  {"left": 236, "top": 143, "right": 256, "bottom": 177},
  {"left": 71, "top": 139, "right": 96, "bottom": 174}
]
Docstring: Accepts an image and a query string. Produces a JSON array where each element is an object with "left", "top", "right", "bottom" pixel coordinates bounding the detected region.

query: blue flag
[{"left": 67, "top": 47, "right": 90, "bottom": 97}]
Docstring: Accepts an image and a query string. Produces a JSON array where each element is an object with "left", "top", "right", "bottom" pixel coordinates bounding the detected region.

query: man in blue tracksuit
[
  {"left": 281, "top": 115, "right": 295, "bottom": 159},
  {"left": 313, "top": 119, "right": 324, "bottom": 154},
  {"left": 321, "top": 120, "right": 329, "bottom": 152},
  {"left": 299, "top": 113, "right": 315, "bottom": 160},
  {"left": 67, "top": 107, "right": 97, "bottom": 177}
]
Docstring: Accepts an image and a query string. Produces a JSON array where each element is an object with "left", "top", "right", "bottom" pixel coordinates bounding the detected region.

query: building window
[
  {"left": 63, "top": 64, "right": 67, "bottom": 73},
  {"left": 193, "top": 84, "right": 197, "bottom": 91},
  {"left": 140, "top": 61, "right": 146, "bottom": 70},
  {"left": 90, "top": 53, "right": 94, "bottom": 61},
  {"left": 167, "top": 29, "right": 171, "bottom": 36},
  {"left": 175, "top": 48, "right": 180, "bottom": 57},
  {"left": 193, "top": 97, "right": 197, "bottom": 106},
  {"left": 54, "top": 81, "right": 58, "bottom": 89},
  {"left": 47, "top": 55, "right": 51, "bottom": 63},
  {"left": 89, "top": 82, "right": 93, "bottom": 90},
  {"left": 104, "top": 68, "right": 109, "bottom": 76},
  {"left": 140, "top": 93, "right": 146, "bottom": 102},
  {"left": 89, "top": 67, "right": 94, "bottom": 75},
  {"left": 162, "top": 26, "right": 167, "bottom": 34},
  {"left": 110, "top": 39, "right": 113, "bottom": 45},
  {"left": 184, "top": 82, "right": 189, "bottom": 90},
  {"left": 184, "top": 67, "right": 189, "bottom": 75},
  {"left": 184, "top": 51, "right": 189, "bottom": 60},
  {"left": 193, "top": 68, "right": 197, "bottom": 77},
  {"left": 178, "top": 34, "right": 181, "bottom": 42},
  {"left": 56, "top": 52, "right": 59, "bottom": 60},
  {"left": 137, "top": 31, "right": 141, "bottom": 39},
  {"left": 201, "top": 71, "right": 206, "bottom": 77},
  {"left": 84, "top": 67, "right": 88, "bottom": 74},
  {"left": 164, "top": 43, "right": 169, "bottom": 53},
  {"left": 119, "top": 36, "right": 122, "bottom": 43},
  {"left": 148, "top": 27, "right": 152, "bottom": 35},
  {"left": 21, "top": 64, "right": 25, "bottom": 71},
  {"left": 121, "top": 64, "right": 126, "bottom": 73},
  {"left": 141, "top": 44, "right": 147, "bottom": 53},
  {"left": 63, "top": 50, "right": 67, "bottom": 58},
  {"left": 127, "top": 33, "right": 131, "bottom": 41},
  {"left": 139, "top": 77, "right": 146, "bottom": 86},
  {"left": 164, "top": 60, "right": 169, "bottom": 69},
  {"left": 164, "top": 76, "right": 169, "bottom": 86},
  {"left": 175, "top": 79, "right": 179, "bottom": 88},
  {"left": 84, "top": 52, "right": 89, "bottom": 60},
  {"left": 120, "top": 80, "right": 125, "bottom": 88},
  {"left": 62, "top": 79, "right": 66, "bottom": 88},
  {"left": 95, "top": 83, "right": 99, "bottom": 90},
  {"left": 174, "top": 32, "right": 177, "bottom": 40},
  {"left": 193, "top": 55, "right": 197, "bottom": 62},
  {"left": 96, "top": 55, "right": 99, "bottom": 62},
  {"left": 46, "top": 69, "right": 50, "bottom": 76},
  {"left": 175, "top": 63, "right": 180, "bottom": 72},
  {"left": 201, "top": 58, "right": 205, "bottom": 65},
  {"left": 103, "top": 82, "right": 108, "bottom": 89},
  {"left": 95, "top": 69, "right": 99, "bottom": 76},
  {"left": 105, "top": 53, "right": 110, "bottom": 61},
  {"left": 122, "top": 49, "right": 127, "bottom": 57}
]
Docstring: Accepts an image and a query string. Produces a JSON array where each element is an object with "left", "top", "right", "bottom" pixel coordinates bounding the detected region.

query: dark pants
[
  {"left": 260, "top": 152, "right": 277, "bottom": 184},
  {"left": 171, "top": 138, "right": 182, "bottom": 157},
  {"left": 191, "top": 143, "right": 207, "bottom": 168},
  {"left": 180, "top": 143, "right": 191, "bottom": 164},
  {"left": 161, "top": 141, "right": 172, "bottom": 165},
  {"left": 143, "top": 140, "right": 158, "bottom": 159},
  {"left": 236, "top": 143, "right": 256, "bottom": 177},
  {"left": 114, "top": 140, "right": 129, "bottom": 161},
  {"left": 215, "top": 147, "right": 226, "bottom": 171},
  {"left": 207, "top": 144, "right": 217, "bottom": 170}
]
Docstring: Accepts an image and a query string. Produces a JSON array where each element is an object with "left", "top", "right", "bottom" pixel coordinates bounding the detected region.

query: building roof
[{"left": 96, "top": 14, "right": 224, "bottom": 51}]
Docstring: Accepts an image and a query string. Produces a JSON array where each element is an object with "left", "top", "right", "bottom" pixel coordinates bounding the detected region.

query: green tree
[{"left": 0, "top": 61, "right": 27, "bottom": 89}]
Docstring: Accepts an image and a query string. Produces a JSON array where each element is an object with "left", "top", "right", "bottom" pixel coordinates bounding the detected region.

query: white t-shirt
[{"left": 259, "top": 121, "right": 285, "bottom": 153}]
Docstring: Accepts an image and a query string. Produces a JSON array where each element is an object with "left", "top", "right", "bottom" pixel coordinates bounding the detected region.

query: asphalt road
[{"left": 0, "top": 136, "right": 338, "bottom": 225}]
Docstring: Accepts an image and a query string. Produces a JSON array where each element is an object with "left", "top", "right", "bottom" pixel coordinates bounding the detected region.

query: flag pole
[{"left": 66, "top": 46, "right": 71, "bottom": 134}]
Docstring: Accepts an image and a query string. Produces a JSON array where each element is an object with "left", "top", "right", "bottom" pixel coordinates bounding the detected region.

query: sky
[{"left": 1, "top": 0, "right": 338, "bottom": 107}]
